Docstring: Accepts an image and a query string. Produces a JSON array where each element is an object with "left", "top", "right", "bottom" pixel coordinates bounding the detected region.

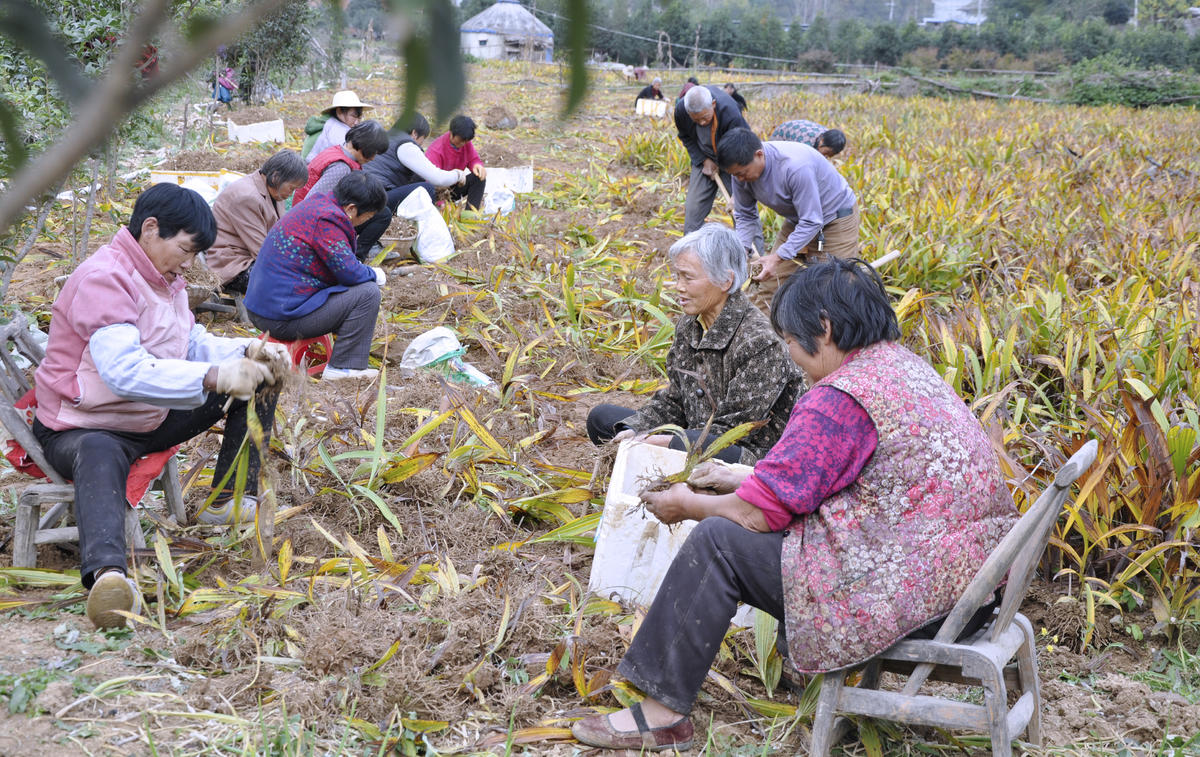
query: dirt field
[{"left": 0, "top": 59, "right": 1195, "bottom": 756}]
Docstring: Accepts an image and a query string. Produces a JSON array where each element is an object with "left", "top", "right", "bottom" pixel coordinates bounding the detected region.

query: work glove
[
  {"left": 371, "top": 266, "right": 387, "bottom": 287},
  {"left": 455, "top": 169, "right": 470, "bottom": 185},
  {"left": 214, "top": 358, "right": 274, "bottom": 400},
  {"left": 244, "top": 340, "right": 292, "bottom": 386}
]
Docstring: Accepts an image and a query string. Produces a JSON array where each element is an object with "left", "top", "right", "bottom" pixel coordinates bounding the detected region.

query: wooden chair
[
  {"left": 811, "top": 440, "right": 1098, "bottom": 757},
  {"left": 0, "top": 314, "right": 186, "bottom": 569}
]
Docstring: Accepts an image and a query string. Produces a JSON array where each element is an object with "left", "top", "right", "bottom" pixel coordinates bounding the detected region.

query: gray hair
[
  {"left": 259, "top": 149, "right": 307, "bottom": 189},
  {"left": 652, "top": 76, "right": 662, "bottom": 85},
  {"left": 668, "top": 223, "right": 747, "bottom": 293},
  {"left": 683, "top": 85, "right": 713, "bottom": 114}
]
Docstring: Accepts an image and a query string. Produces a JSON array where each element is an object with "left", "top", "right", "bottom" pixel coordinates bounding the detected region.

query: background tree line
[{"left": 443, "top": 0, "right": 1200, "bottom": 73}]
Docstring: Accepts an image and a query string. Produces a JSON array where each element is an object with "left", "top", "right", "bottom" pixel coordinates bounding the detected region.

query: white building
[
  {"left": 922, "top": 0, "right": 987, "bottom": 26},
  {"left": 460, "top": 0, "right": 554, "bottom": 62}
]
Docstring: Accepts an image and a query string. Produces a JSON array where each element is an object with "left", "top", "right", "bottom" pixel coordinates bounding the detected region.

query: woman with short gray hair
[
  {"left": 585, "top": 223, "right": 802, "bottom": 464},
  {"left": 208, "top": 149, "right": 309, "bottom": 293}
]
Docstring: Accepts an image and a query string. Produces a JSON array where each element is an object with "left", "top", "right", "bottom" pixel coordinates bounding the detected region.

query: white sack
[{"left": 395, "top": 188, "right": 455, "bottom": 263}]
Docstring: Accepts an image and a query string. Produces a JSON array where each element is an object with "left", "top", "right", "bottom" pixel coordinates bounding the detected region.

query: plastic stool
[{"left": 267, "top": 335, "right": 333, "bottom": 376}]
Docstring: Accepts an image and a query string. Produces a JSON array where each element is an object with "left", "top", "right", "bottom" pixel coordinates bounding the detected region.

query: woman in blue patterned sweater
[{"left": 245, "top": 172, "right": 388, "bottom": 381}]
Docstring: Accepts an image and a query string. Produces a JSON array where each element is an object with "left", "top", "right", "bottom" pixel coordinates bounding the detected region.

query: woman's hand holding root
[{"left": 687, "top": 461, "right": 747, "bottom": 493}]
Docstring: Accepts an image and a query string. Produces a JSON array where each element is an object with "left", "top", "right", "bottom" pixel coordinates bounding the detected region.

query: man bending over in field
[{"left": 717, "top": 127, "right": 860, "bottom": 313}]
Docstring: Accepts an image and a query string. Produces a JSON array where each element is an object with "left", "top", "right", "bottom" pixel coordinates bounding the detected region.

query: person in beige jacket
[{"left": 207, "top": 150, "right": 308, "bottom": 293}]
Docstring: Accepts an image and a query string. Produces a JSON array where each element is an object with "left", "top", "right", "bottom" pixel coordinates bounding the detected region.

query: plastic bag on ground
[
  {"left": 400, "top": 327, "right": 494, "bottom": 388},
  {"left": 483, "top": 188, "right": 515, "bottom": 216},
  {"left": 395, "top": 188, "right": 455, "bottom": 263}
]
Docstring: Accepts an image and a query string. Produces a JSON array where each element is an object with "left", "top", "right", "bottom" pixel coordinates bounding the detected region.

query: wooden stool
[
  {"left": 12, "top": 455, "right": 185, "bottom": 569},
  {"left": 0, "top": 314, "right": 187, "bottom": 569},
  {"left": 267, "top": 334, "right": 333, "bottom": 376}
]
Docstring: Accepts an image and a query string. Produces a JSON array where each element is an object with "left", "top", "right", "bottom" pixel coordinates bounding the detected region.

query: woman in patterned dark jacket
[
  {"left": 572, "top": 259, "right": 1018, "bottom": 752},
  {"left": 585, "top": 223, "right": 803, "bottom": 465}
]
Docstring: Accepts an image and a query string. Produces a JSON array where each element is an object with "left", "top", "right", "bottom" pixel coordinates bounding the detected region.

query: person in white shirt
[
  {"left": 32, "top": 183, "right": 291, "bottom": 629},
  {"left": 358, "top": 113, "right": 471, "bottom": 255},
  {"left": 304, "top": 90, "right": 373, "bottom": 162}
]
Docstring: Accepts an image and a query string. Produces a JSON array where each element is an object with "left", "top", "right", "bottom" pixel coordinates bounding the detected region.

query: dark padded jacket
[
  {"left": 364, "top": 134, "right": 420, "bottom": 190},
  {"left": 673, "top": 85, "right": 749, "bottom": 167}
]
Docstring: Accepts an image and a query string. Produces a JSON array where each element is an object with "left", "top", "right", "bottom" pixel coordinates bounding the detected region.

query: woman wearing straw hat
[{"left": 302, "top": 90, "right": 373, "bottom": 162}]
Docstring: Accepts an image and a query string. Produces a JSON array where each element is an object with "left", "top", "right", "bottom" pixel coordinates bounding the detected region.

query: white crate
[
  {"left": 635, "top": 98, "right": 669, "bottom": 118},
  {"left": 226, "top": 118, "right": 285, "bottom": 144},
  {"left": 589, "top": 440, "right": 757, "bottom": 625}
]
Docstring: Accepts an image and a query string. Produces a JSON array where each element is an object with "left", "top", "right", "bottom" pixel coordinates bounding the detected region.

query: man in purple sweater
[{"left": 717, "top": 127, "right": 860, "bottom": 313}]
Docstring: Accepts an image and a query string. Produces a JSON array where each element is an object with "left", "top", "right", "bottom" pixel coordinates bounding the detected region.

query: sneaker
[
  {"left": 381, "top": 249, "right": 403, "bottom": 264},
  {"left": 87, "top": 570, "right": 141, "bottom": 629},
  {"left": 198, "top": 494, "right": 258, "bottom": 525},
  {"left": 321, "top": 366, "right": 380, "bottom": 381}
]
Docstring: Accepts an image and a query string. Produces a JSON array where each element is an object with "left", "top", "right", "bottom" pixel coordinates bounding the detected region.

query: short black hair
[
  {"left": 448, "top": 114, "right": 476, "bottom": 141},
  {"left": 716, "top": 127, "right": 762, "bottom": 170},
  {"left": 770, "top": 258, "right": 901, "bottom": 355},
  {"left": 817, "top": 128, "right": 846, "bottom": 155},
  {"left": 128, "top": 183, "right": 217, "bottom": 250},
  {"left": 687, "top": 76, "right": 700, "bottom": 85},
  {"left": 258, "top": 149, "right": 307, "bottom": 189},
  {"left": 346, "top": 120, "right": 390, "bottom": 159},
  {"left": 332, "top": 171, "right": 386, "bottom": 214},
  {"left": 395, "top": 112, "right": 430, "bottom": 140}
]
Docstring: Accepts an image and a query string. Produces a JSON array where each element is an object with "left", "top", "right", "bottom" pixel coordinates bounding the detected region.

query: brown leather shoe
[{"left": 571, "top": 702, "right": 694, "bottom": 751}]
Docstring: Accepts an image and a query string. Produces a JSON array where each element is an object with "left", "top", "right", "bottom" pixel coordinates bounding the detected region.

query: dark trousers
[
  {"left": 619, "top": 517, "right": 785, "bottom": 714},
  {"left": 585, "top": 403, "right": 744, "bottom": 465},
  {"left": 617, "top": 521, "right": 1001, "bottom": 715},
  {"left": 450, "top": 173, "right": 485, "bottom": 210},
  {"left": 222, "top": 266, "right": 252, "bottom": 294},
  {"left": 354, "top": 182, "right": 435, "bottom": 260},
  {"left": 33, "top": 389, "right": 279, "bottom": 589},
  {"left": 248, "top": 281, "right": 380, "bottom": 370}
]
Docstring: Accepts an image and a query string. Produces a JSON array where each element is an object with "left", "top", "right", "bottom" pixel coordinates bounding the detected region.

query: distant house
[
  {"left": 460, "top": 0, "right": 554, "bottom": 62},
  {"left": 921, "top": 0, "right": 986, "bottom": 26}
]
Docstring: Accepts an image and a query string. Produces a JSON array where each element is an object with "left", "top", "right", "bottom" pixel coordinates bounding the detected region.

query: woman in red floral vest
[{"left": 573, "top": 258, "right": 1019, "bottom": 752}]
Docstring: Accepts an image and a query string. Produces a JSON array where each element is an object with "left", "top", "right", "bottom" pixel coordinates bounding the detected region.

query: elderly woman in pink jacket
[{"left": 33, "top": 183, "right": 290, "bottom": 630}]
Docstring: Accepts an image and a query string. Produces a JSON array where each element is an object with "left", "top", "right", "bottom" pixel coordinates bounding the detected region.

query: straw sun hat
[{"left": 322, "top": 90, "right": 373, "bottom": 114}]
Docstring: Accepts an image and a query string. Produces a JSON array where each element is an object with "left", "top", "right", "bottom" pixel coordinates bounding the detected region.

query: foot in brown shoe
[
  {"left": 572, "top": 702, "right": 694, "bottom": 751},
  {"left": 86, "top": 570, "right": 141, "bottom": 629}
]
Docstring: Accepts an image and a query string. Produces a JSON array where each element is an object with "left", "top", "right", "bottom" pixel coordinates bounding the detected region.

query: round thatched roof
[{"left": 461, "top": 0, "right": 553, "bottom": 40}]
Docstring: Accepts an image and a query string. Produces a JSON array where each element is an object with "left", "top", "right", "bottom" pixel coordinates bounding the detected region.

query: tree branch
[{"left": 0, "top": 0, "right": 293, "bottom": 238}]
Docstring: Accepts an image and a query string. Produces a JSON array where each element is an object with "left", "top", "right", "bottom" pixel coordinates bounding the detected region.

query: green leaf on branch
[
  {"left": 181, "top": 12, "right": 221, "bottom": 42},
  {"left": 0, "top": 96, "right": 28, "bottom": 171},
  {"left": 428, "top": 0, "right": 464, "bottom": 122},
  {"left": 563, "top": 0, "right": 589, "bottom": 114},
  {"left": 0, "top": 0, "right": 88, "bottom": 104}
]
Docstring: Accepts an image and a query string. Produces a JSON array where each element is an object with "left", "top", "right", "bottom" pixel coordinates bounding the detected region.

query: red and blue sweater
[{"left": 244, "top": 193, "right": 375, "bottom": 320}]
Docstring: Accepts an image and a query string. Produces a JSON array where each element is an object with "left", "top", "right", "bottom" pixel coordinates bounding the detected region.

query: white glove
[
  {"left": 371, "top": 266, "right": 387, "bottom": 286},
  {"left": 456, "top": 169, "right": 469, "bottom": 185},
  {"left": 214, "top": 358, "right": 273, "bottom": 400},
  {"left": 244, "top": 340, "right": 292, "bottom": 386}
]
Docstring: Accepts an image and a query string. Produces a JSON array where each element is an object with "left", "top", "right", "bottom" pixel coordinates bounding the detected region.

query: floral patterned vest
[{"left": 780, "top": 341, "right": 1017, "bottom": 673}]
